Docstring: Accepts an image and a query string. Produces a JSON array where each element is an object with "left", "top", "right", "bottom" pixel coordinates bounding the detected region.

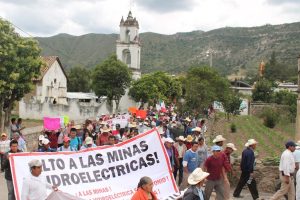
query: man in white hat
[
  {"left": 21, "top": 159, "right": 58, "bottom": 200},
  {"left": 233, "top": 139, "right": 259, "bottom": 199},
  {"left": 191, "top": 127, "right": 201, "bottom": 142},
  {"left": 38, "top": 139, "right": 56, "bottom": 152},
  {"left": 81, "top": 137, "right": 97, "bottom": 150},
  {"left": 183, "top": 168, "right": 209, "bottom": 199},
  {"left": 173, "top": 136, "right": 187, "bottom": 185},
  {"left": 213, "top": 135, "right": 226, "bottom": 148},
  {"left": 164, "top": 138, "right": 179, "bottom": 173},
  {"left": 222, "top": 143, "right": 237, "bottom": 200}
]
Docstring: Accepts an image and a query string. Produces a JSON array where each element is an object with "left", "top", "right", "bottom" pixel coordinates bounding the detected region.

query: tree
[
  {"left": 128, "top": 72, "right": 182, "bottom": 105},
  {"left": 252, "top": 79, "right": 273, "bottom": 102},
  {"left": 0, "top": 18, "right": 42, "bottom": 131},
  {"left": 184, "top": 66, "right": 231, "bottom": 113},
  {"left": 67, "top": 66, "right": 91, "bottom": 92},
  {"left": 264, "top": 52, "right": 297, "bottom": 82},
  {"left": 92, "top": 54, "right": 131, "bottom": 109},
  {"left": 223, "top": 91, "right": 242, "bottom": 119}
]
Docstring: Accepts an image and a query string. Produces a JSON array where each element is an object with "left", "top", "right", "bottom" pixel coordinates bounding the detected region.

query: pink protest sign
[{"left": 43, "top": 117, "right": 61, "bottom": 130}]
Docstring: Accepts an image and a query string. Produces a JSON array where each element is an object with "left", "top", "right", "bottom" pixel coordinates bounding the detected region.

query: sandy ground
[{"left": 0, "top": 171, "right": 282, "bottom": 200}]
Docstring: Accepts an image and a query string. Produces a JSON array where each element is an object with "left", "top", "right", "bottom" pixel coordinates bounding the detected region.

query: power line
[{"left": 1, "top": 16, "right": 89, "bottom": 68}]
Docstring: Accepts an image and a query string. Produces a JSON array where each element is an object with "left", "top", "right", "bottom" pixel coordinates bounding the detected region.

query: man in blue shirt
[
  {"left": 180, "top": 141, "right": 199, "bottom": 190},
  {"left": 233, "top": 139, "right": 259, "bottom": 199}
]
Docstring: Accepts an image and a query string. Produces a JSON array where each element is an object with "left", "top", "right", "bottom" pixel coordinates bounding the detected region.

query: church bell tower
[{"left": 116, "top": 11, "right": 141, "bottom": 80}]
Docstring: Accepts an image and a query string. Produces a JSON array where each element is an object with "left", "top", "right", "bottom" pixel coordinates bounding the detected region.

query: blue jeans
[{"left": 6, "top": 180, "right": 16, "bottom": 200}]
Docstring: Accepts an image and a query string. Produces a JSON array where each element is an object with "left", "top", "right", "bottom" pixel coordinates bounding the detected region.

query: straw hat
[
  {"left": 186, "top": 135, "right": 193, "bottom": 143},
  {"left": 226, "top": 143, "right": 237, "bottom": 151},
  {"left": 185, "top": 117, "right": 191, "bottom": 122},
  {"left": 188, "top": 168, "right": 210, "bottom": 185},
  {"left": 192, "top": 127, "right": 201, "bottom": 132},
  {"left": 101, "top": 126, "right": 111, "bottom": 133},
  {"left": 177, "top": 136, "right": 186, "bottom": 141},
  {"left": 85, "top": 137, "right": 93, "bottom": 145},
  {"left": 1, "top": 133, "right": 7, "bottom": 137},
  {"left": 245, "top": 139, "right": 258, "bottom": 147},
  {"left": 73, "top": 125, "right": 82, "bottom": 130},
  {"left": 213, "top": 135, "right": 226, "bottom": 143}
]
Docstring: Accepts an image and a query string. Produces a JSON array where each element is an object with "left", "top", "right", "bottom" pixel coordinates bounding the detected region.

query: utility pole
[{"left": 296, "top": 54, "right": 300, "bottom": 140}]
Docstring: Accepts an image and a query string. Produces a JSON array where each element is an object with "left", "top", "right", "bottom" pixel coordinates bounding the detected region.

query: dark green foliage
[
  {"left": 0, "top": 18, "right": 42, "bottom": 129},
  {"left": 260, "top": 108, "right": 279, "bottom": 128},
  {"left": 128, "top": 72, "right": 182, "bottom": 105},
  {"left": 272, "top": 90, "right": 297, "bottom": 121},
  {"left": 67, "top": 66, "right": 91, "bottom": 92},
  {"left": 92, "top": 55, "right": 131, "bottom": 109},
  {"left": 184, "top": 66, "right": 231, "bottom": 113},
  {"left": 223, "top": 91, "right": 242, "bottom": 116},
  {"left": 252, "top": 79, "right": 274, "bottom": 102},
  {"left": 230, "top": 123, "right": 237, "bottom": 133}
]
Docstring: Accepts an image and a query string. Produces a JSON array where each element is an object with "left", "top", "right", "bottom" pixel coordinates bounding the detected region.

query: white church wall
[{"left": 41, "top": 60, "right": 67, "bottom": 102}]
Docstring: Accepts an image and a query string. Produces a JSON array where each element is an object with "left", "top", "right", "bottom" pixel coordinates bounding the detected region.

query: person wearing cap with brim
[
  {"left": 38, "top": 138, "right": 56, "bottom": 152},
  {"left": 0, "top": 133, "right": 10, "bottom": 172},
  {"left": 222, "top": 143, "right": 237, "bottom": 200},
  {"left": 270, "top": 141, "right": 296, "bottom": 200},
  {"left": 21, "top": 159, "right": 58, "bottom": 200},
  {"left": 97, "top": 126, "right": 112, "bottom": 146},
  {"left": 185, "top": 135, "right": 194, "bottom": 150},
  {"left": 191, "top": 127, "right": 202, "bottom": 142},
  {"left": 81, "top": 137, "right": 97, "bottom": 150},
  {"left": 233, "top": 139, "right": 259, "bottom": 199},
  {"left": 180, "top": 141, "right": 200, "bottom": 191},
  {"left": 164, "top": 138, "right": 179, "bottom": 172},
  {"left": 173, "top": 136, "right": 187, "bottom": 186},
  {"left": 203, "top": 145, "right": 230, "bottom": 200},
  {"left": 212, "top": 135, "right": 226, "bottom": 148},
  {"left": 3, "top": 140, "right": 22, "bottom": 200},
  {"left": 57, "top": 137, "right": 75, "bottom": 152},
  {"left": 183, "top": 168, "right": 210, "bottom": 200},
  {"left": 37, "top": 134, "right": 46, "bottom": 149}
]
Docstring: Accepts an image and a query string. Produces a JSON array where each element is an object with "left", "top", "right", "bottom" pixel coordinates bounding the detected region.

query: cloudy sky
[{"left": 0, "top": 0, "right": 299, "bottom": 37}]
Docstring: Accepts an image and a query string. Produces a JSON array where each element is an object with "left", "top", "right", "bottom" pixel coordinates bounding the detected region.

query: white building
[
  {"left": 19, "top": 11, "right": 141, "bottom": 120},
  {"left": 116, "top": 11, "right": 141, "bottom": 80}
]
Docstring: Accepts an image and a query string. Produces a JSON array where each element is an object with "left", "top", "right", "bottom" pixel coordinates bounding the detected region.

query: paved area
[{"left": 0, "top": 172, "right": 7, "bottom": 200}]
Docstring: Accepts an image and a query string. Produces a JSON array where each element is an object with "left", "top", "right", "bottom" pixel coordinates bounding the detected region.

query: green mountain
[{"left": 36, "top": 22, "right": 300, "bottom": 76}]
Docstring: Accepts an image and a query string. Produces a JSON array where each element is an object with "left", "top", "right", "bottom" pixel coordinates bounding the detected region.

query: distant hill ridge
[{"left": 36, "top": 22, "right": 300, "bottom": 75}]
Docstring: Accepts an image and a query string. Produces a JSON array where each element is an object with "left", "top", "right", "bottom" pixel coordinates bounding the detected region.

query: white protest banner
[
  {"left": 104, "top": 114, "right": 130, "bottom": 128},
  {"left": 10, "top": 129, "right": 178, "bottom": 200}
]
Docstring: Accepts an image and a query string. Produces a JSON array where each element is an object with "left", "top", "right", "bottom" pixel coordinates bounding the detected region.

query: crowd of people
[{"left": 0, "top": 107, "right": 299, "bottom": 200}]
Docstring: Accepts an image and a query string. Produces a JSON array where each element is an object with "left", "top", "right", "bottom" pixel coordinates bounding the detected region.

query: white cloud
[{"left": 0, "top": 0, "right": 299, "bottom": 37}]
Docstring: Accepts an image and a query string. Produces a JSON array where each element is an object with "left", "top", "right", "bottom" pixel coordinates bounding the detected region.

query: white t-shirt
[{"left": 21, "top": 174, "right": 53, "bottom": 200}]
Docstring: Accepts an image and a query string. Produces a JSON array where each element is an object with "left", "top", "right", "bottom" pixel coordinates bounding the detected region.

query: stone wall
[
  {"left": 19, "top": 92, "right": 138, "bottom": 120},
  {"left": 249, "top": 102, "right": 289, "bottom": 116},
  {"left": 230, "top": 163, "right": 280, "bottom": 193},
  {"left": 23, "top": 126, "right": 43, "bottom": 151}
]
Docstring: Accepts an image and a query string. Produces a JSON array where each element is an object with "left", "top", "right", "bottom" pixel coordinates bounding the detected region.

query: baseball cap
[{"left": 211, "top": 145, "right": 222, "bottom": 151}]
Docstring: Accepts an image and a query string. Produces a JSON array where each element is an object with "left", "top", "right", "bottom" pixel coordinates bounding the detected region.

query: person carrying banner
[
  {"left": 57, "top": 137, "right": 75, "bottom": 152},
  {"left": 131, "top": 176, "right": 158, "bottom": 200},
  {"left": 4, "top": 140, "right": 22, "bottom": 200},
  {"left": 21, "top": 159, "right": 58, "bottom": 200},
  {"left": 183, "top": 168, "right": 209, "bottom": 200},
  {"left": 38, "top": 139, "right": 56, "bottom": 152}
]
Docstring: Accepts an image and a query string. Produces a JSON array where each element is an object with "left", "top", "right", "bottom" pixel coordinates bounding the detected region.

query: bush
[
  {"left": 260, "top": 108, "right": 279, "bottom": 128},
  {"left": 230, "top": 123, "right": 237, "bottom": 132}
]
